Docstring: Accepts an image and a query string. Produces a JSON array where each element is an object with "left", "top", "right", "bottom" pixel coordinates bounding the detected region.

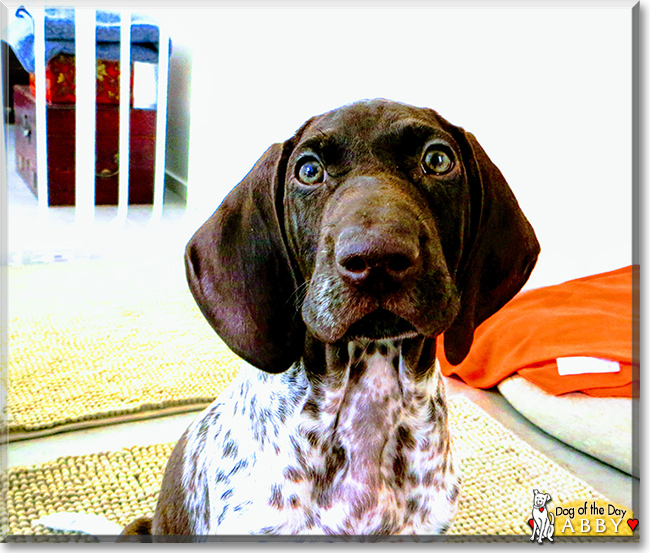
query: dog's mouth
[{"left": 343, "top": 309, "right": 417, "bottom": 341}]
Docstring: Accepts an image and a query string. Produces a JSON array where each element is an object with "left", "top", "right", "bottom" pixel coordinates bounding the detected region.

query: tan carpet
[
  {"left": 4, "top": 397, "right": 632, "bottom": 538},
  {"left": 6, "top": 259, "right": 241, "bottom": 441},
  {"left": 5, "top": 260, "right": 635, "bottom": 540}
]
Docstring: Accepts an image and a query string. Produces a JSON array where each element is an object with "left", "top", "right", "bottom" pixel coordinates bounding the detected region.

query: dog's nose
[{"left": 335, "top": 229, "right": 420, "bottom": 287}]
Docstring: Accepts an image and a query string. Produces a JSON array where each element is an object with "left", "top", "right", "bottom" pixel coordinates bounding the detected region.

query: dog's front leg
[{"left": 537, "top": 521, "right": 546, "bottom": 543}]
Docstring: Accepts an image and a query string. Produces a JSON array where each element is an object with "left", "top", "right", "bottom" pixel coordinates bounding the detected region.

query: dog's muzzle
[{"left": 301, "top": 176, "right": 460, "bottom": 344}]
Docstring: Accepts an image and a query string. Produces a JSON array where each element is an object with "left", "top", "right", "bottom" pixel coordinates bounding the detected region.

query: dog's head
[
  {"left": 533, "top": 489, "right": 552, "bottom": 508},
  {"left": 185, "top": 99, "right": 540, "bottom": 373}
]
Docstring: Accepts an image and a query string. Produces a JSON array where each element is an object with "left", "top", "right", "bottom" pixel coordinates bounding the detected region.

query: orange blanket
[{"left": 437, "top": 266, "right": 638, "bottom": 397}]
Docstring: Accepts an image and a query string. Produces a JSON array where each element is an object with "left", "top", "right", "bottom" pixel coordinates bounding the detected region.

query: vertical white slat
[
  {"left": 117, "top": 9, "right": 132, "bottom": 222},
  {"left": 184, "top": 48, "right": 206, "bottom": 222},
  {"left": 32, "top": 7, "right": 49, "bottom": 214},
  {"left": 74, "top": 8, "right": 96, "bottom": 225},
  {"left": 151, "top": 24, "right": 170, "bottom": 223}
]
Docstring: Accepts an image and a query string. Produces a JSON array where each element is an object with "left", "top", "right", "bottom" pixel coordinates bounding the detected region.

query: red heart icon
[
  {"left": 528, "top": 518, "right": 534, "bottom": 528},
  {"left": 628, "top": 519, "right": 638, "bottom": 531},
  {"left": 539, "top": 508, "right": 544, "bottom": 512}
]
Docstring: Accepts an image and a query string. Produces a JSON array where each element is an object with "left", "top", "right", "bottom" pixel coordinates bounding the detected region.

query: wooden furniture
[{"left": 13, "top": 84, "right": 156, "bottom": 206}]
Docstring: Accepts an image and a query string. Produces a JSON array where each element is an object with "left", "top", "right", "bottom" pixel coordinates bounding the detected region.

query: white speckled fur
[{"left": 181, "top": 343, "right": 458, "bottom": 536}]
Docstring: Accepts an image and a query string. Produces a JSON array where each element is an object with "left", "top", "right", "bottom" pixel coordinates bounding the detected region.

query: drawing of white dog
[{"left": 530, "top": 489, "right": 554, "bottom": 543}]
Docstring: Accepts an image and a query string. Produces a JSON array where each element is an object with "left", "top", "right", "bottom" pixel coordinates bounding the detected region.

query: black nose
[{"left": 335, "top": 230, "right": 420, "bottom": 287}]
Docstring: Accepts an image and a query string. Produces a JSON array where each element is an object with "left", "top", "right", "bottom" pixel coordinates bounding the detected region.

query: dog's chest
[{"left": 181, "top": 343, "right": 458, "bottom": 536}]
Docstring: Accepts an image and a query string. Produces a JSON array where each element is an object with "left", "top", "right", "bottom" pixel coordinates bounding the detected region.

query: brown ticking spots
[
  {"left": 396, "top": 424, "right": 416, "bottom": 450},
  {"left": 393, "top": 454, "right": 406, "bottom": 487},
  {"left": 283, "top": 466, "right": 304, "bottom": 483},
  {"left": 351, "top": 493, "right": 377, "bottom": 520},
  {"left": 269, "top": 485, "right": 284, "bottom": 510},
  {"left": 302, "top": 399, "right": 320, "bottom": 419},
  {"left": 406, "top": 497, "right": 420, "bottom": 515},
  {"left": 448, "top": 482, "right": 460, "bottom": 503},
  {"left": 422, "top": 469, "right": 436, "bottom": 487},
  {"left": 378, "top": 511, "right": 396, "bottom": 534},
  {"left": 407, "top": 471, "right": 419, "bottom": 486},
  {"left": 304, "top": 429, "right": 320, "bottom": 448}
]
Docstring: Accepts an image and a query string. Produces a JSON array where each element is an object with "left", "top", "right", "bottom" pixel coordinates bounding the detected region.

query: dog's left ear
[{"left": 443, "top": 131, "right": 540, "bottom": 365}]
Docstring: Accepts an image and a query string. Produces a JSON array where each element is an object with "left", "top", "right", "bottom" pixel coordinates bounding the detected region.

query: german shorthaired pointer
[{"left": 123, "top": 99, "right": 539, "bottom": 538}]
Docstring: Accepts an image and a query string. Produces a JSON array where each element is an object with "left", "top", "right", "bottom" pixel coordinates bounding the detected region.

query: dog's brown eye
[
  {"left": 296, "top": 159, "right": 325, "bottom": 185},
  {"left": 422, "top": 147, "right": 454, "bottom": 175}
]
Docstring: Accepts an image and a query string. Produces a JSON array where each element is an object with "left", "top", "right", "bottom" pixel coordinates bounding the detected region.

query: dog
[
  {"left": 120, "top": 99, "right": 539, "bottom": 538},
  {"left": 530, "top": 489, "right": 554, "bottom": 543}
]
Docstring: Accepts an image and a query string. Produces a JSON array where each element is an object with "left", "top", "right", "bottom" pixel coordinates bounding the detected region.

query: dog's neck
[
  {"left": 248, "top": 335, "right": 454, "bottom": 533},
  {"left": 181, "top": 337, "right": 457, "bottom": 535}
]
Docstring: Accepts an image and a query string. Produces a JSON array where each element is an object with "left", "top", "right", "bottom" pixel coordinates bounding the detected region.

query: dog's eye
[
  {"left": 296, "top": 158, "right": 325, "bottom": 185},
  {"left": 422, "top": 147, "right": 454, "bottom": 175}
]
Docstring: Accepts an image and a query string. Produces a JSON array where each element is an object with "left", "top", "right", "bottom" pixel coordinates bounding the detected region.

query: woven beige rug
[
  {"left": 6, "top": 259, "right": 241, "bottom": 441},
  {"left": 4, "top": 397, "right": 633, "bottom": 539}
]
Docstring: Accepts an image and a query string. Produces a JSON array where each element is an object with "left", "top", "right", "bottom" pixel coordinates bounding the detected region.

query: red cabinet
[{"left": 13, "top": 84, "right": 156, "bottom": 206}]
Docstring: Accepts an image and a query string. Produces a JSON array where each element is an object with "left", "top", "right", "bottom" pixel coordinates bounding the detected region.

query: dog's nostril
[
  {"left": 386, "top": 254, "right": 413, "bottom": 274},
  {"left": 341, "top": 256, "right": 368, "bottom": 274}
]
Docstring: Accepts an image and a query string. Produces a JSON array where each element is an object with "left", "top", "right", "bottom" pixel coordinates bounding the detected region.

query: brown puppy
[{"left": 124, "top": 99, "right": 539, "bottom": 539}]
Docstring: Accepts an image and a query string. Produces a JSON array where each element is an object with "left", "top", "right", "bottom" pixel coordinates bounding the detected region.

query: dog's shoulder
[
  {"left": 164, "top": 362, "right": 311, "bottom": 534},
  {"left": 151, "top": 430, "right": 195, "bottom": 535}
]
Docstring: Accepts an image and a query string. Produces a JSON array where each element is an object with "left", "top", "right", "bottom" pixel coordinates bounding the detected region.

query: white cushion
[{"left": 498, "top": 374, "right": 634, "bottom": 476}]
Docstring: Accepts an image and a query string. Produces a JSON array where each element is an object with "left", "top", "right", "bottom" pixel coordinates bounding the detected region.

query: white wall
[
  {"left": 157, "top": 5, "right": 634, "bottom": 291},
  {"left": 164, "top": 41, "right": 192, "bottom": 184}
]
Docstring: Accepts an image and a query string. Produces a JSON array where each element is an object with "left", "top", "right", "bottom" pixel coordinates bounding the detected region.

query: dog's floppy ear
[
  {"left": 443, "top": 131, "right": 540, "bottom": 366},
  {"left": 185, "top": 142, "right": 304, "bottom": 373}
]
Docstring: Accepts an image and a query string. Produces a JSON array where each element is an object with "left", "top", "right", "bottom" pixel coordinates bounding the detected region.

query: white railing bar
[
  {"left": 151, "top": 23, "right": 170, "bottom": 223},
  {"left": 32, "top": 7, "right": 49, "bottom": 215},
  {"left": 117, "top": 9, "right": 132, "bottom": 223},
  {"left": 74, "top": 7, "right": 96, "bottom": 225},
  {"left": 184, "top": 56, "right": 202, "bottom": 221}
]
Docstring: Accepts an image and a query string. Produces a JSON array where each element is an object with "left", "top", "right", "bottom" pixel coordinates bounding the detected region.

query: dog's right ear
[{"left": 185, "top": 142, "right": 304, "bottom": 373}]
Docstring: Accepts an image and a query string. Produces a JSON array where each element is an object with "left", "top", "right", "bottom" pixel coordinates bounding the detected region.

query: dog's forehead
[{"left": 300, "top": 100, "right": 444, "bottom": 143}]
